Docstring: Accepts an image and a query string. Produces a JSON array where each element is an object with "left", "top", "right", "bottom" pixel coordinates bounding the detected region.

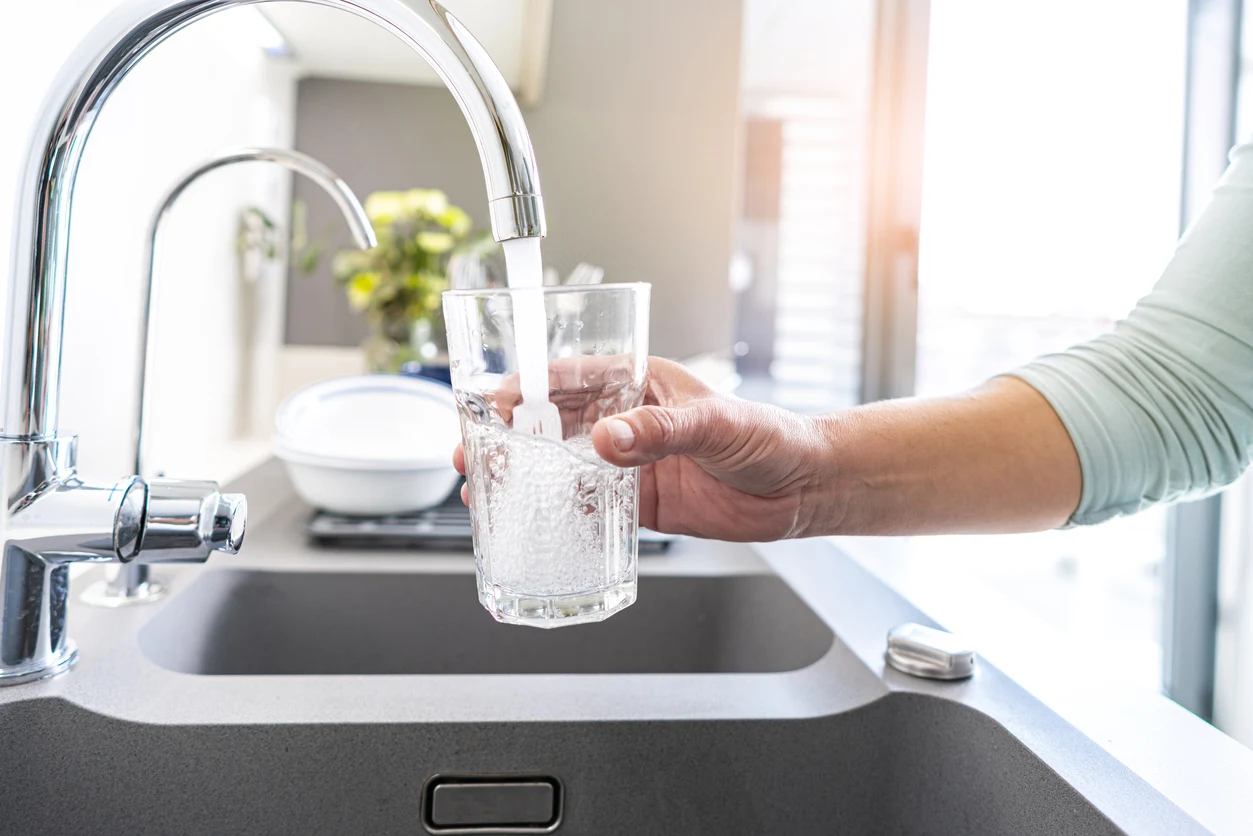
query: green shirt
[{"left": 1012, "top": 140, "right": 1253, "bottom": 526}]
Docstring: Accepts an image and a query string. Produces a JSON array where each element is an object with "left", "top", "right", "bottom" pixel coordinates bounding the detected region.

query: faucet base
[
  {"left": 0, "top": 641, "right": 78, "bottom": 687},
  {"left": 81, "top": 576, "right": 167, "bottom": 608}
]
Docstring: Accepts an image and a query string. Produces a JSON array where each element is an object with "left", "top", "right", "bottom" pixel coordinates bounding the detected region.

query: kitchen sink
[
  {"left": 1, "top": 689, "right": 1165, "bottom": 835},
  {"left": 0, "top": 463, "right": 1220, "bottom": 836},
  {"left": 138, "top": 570, "right": 835, "bottom": 675}
]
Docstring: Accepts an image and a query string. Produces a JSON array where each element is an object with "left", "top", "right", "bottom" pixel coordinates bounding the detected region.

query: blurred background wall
[{"left": 285, "top": 0, "right": 742, "bottom": 360}]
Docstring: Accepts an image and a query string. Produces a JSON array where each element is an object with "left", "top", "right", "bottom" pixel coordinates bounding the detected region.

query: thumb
[{"left": 592, "top": 402, "right": 733, "bottom": 466}]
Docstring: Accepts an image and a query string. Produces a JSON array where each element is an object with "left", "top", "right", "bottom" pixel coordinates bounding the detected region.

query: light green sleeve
[{"left": 1009, "top": 139, "right": 1253, "bottom": 527}]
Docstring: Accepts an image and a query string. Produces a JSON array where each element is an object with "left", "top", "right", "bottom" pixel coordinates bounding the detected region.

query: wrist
[{"left": 792, "top": 411, "right": 855, "bottom": 538}]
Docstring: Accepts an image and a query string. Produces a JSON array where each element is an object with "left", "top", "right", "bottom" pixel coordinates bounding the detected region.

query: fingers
[
  {"left": 592, "top": 400, "right": 733, "bottom": 467},
  {"left": 637, "top": 462, "right": 658, "bottom": 531},
  {"left": 465, "top": 355, "right": 725, "bottom": 472},
  {"left": 490, "top": 356, "right": 634, "bottom": 404},
  {"left": 480, "top": 356, "right": 706, "bottom": 433},
  {"left": 455, "top": 445, "right": 469, "bottom": 505}
]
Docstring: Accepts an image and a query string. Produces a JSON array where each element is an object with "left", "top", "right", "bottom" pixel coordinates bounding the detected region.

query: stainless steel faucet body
[
  {"left": 83, "top": 148, "right": 375, "bottom": 608},
  {"left": 1, "top": 0, "right": 546, "bottom": 683}
]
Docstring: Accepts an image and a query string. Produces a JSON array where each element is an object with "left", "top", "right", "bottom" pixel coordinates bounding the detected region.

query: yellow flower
[
  {"left": 346, "top": 271, "right": 379, "bottom": 310},
  {"left": 416, "top": 231, "right": 455, "bottom": 254},
  {"left": 330, "top": 249, "right": 369, "bottom": 282},
  {"left": 403, "top": 188, "right": 448, "bottom": 217},
  {"left": 364, "top": 191, "right": 405, "bottom": 226},
  {"left": 437, "top": 205, "right": 472, "bottom": 236}
]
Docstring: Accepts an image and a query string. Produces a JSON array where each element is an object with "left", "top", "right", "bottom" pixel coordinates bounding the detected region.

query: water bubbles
[{"left": 464, "top": 422, "right": 638, "bottom": 598}]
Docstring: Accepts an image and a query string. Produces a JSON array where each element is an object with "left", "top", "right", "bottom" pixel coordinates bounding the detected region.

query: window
[
  {"left": 734, "top": 0, "right": 876, "bottom": 412},
  {"left": 903, "top": 0, "right": 1189, "bottom": 691}
]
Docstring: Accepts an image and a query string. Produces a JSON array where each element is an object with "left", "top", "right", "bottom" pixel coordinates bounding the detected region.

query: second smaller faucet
[{"left": 83, "top": 148, "right": 376, "bottom": 607}]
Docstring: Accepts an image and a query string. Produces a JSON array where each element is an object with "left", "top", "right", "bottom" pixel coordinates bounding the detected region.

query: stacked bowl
[{"left": 274, "top": 375, "right": 462, "bottom": 516}]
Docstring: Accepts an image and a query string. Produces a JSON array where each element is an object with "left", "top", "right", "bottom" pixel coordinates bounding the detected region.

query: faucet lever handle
[
  {"left": 209, "top": 492, "right": 247, "bottom": 554},
  {"left": 138, "top": 479, "right": 247, "bottom": 562}
]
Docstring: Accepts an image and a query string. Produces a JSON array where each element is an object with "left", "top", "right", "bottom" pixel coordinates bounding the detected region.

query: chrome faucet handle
[
  {"left": 0, "top": 459, "right": 247, "bottom": 684},
  {"left": 140, "top": 479, "right": 246, "bottom": 561},
  {"left": 82, "top": 479, "right": 246, "bottom": 606}
]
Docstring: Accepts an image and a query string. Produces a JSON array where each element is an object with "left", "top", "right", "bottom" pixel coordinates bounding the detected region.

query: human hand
[{"left": 452, "top": 357, "right": 831, "bottom": 542}]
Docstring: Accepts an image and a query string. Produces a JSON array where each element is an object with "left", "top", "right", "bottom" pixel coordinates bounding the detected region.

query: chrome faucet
[
  {"left": 1, "top": 0, "right": 546, "bottom": 684},
  {"left": 81, "top": 148, "right": 376, "bottom": 608}
]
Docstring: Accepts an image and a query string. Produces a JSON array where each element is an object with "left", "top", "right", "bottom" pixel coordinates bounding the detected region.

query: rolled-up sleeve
[{"left": 1009, "top": 140, "right": 1253, "bottom": 526}]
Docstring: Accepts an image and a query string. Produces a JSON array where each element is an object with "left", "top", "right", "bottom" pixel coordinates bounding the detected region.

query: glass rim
[{"left": 442, "top": 281, "right": 650, "bottom": 299}]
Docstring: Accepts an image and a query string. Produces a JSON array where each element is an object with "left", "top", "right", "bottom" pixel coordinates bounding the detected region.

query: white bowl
[
  {"left": 278, "top": 452, "right": 461, "bottom": 516},
  {"left": 274, "top": 375, "right": 462, "bottom": 515}
]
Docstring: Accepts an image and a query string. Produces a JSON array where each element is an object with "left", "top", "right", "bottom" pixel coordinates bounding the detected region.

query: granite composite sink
[
  {"left": 0, "top": 462, "right": 1217, "bottom": 836},
  {"left": 0, "top": 563, "right": 1206, "bottom": 835}
]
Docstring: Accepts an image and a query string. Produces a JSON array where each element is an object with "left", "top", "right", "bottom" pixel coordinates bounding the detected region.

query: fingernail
[{"left": 606, "top": 418, "right": 636, "bottom": 452}]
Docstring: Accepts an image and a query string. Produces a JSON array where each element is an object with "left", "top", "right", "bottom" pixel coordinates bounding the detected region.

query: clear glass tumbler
[{"left": 443, "top": 283, "right": 650, "bottom": 627}]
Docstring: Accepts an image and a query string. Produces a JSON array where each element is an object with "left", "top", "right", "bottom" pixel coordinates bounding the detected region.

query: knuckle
[
  {"left": 637, "top": 405, "right": 679, "bottom": 450},
  {"left": 651, "top": 406, "right": 680, "bottom": 446}
]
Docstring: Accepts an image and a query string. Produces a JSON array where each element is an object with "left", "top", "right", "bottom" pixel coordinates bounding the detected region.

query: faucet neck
[{"left": 3, "top": 0, "right": 545, "bottom": 438}]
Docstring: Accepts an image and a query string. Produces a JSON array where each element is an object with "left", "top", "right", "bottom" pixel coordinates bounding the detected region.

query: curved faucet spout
[
  {"left": 135, "top": 146, "right": 376, "bottom": 479},
  {"left": 4, "top": 0, "right": 545, "bottom": 439}
]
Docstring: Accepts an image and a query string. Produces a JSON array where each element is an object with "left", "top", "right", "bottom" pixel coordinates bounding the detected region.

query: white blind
[{"left": 768, "top": 102, "right": 865, "bottom": 410}]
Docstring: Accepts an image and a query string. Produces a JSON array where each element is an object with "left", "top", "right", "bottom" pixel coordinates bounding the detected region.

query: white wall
[{"left": 0, "top": 2, "right": 296, "bottom": 482}]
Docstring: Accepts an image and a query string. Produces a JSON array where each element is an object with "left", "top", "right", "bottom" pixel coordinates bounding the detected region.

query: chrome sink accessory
[
  {"left": 83, "top": 148, "right": 374, "bottom": 608},
  {"left": 885, "top": 622, "right": 976, "bottom": 681},
  {"left": 4, "top": 0, "right": 544, "bottom": 683}
]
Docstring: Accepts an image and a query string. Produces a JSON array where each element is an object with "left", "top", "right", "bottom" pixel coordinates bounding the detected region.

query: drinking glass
[{"left": 443, "top": 283, "right": 650, "bottom": 627}]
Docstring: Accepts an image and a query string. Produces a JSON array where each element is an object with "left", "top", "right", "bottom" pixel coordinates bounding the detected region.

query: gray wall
[{"left": 286, "top": 0, "right": 742, "bottom": 359}]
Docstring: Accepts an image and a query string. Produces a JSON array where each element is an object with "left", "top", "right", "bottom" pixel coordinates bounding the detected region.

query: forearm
[
  {"left": 803, "top": 377, "right": 1081, "bottom": 536},
  {"left": 806, "top": 137, "right": 1253, "bottom": 535}
]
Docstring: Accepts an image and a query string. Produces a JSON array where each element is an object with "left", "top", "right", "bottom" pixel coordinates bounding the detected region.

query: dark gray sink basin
[
  {"left": 139, "top": 570, "right": 835, "bottom": 675},
  {"left": 2, "top": 690, "right": 1164, "bottom": 835}
]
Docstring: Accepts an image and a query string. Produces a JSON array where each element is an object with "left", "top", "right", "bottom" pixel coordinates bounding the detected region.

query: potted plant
[{"left": 327, "top": 188, "right": 480, "bottom": 373}]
